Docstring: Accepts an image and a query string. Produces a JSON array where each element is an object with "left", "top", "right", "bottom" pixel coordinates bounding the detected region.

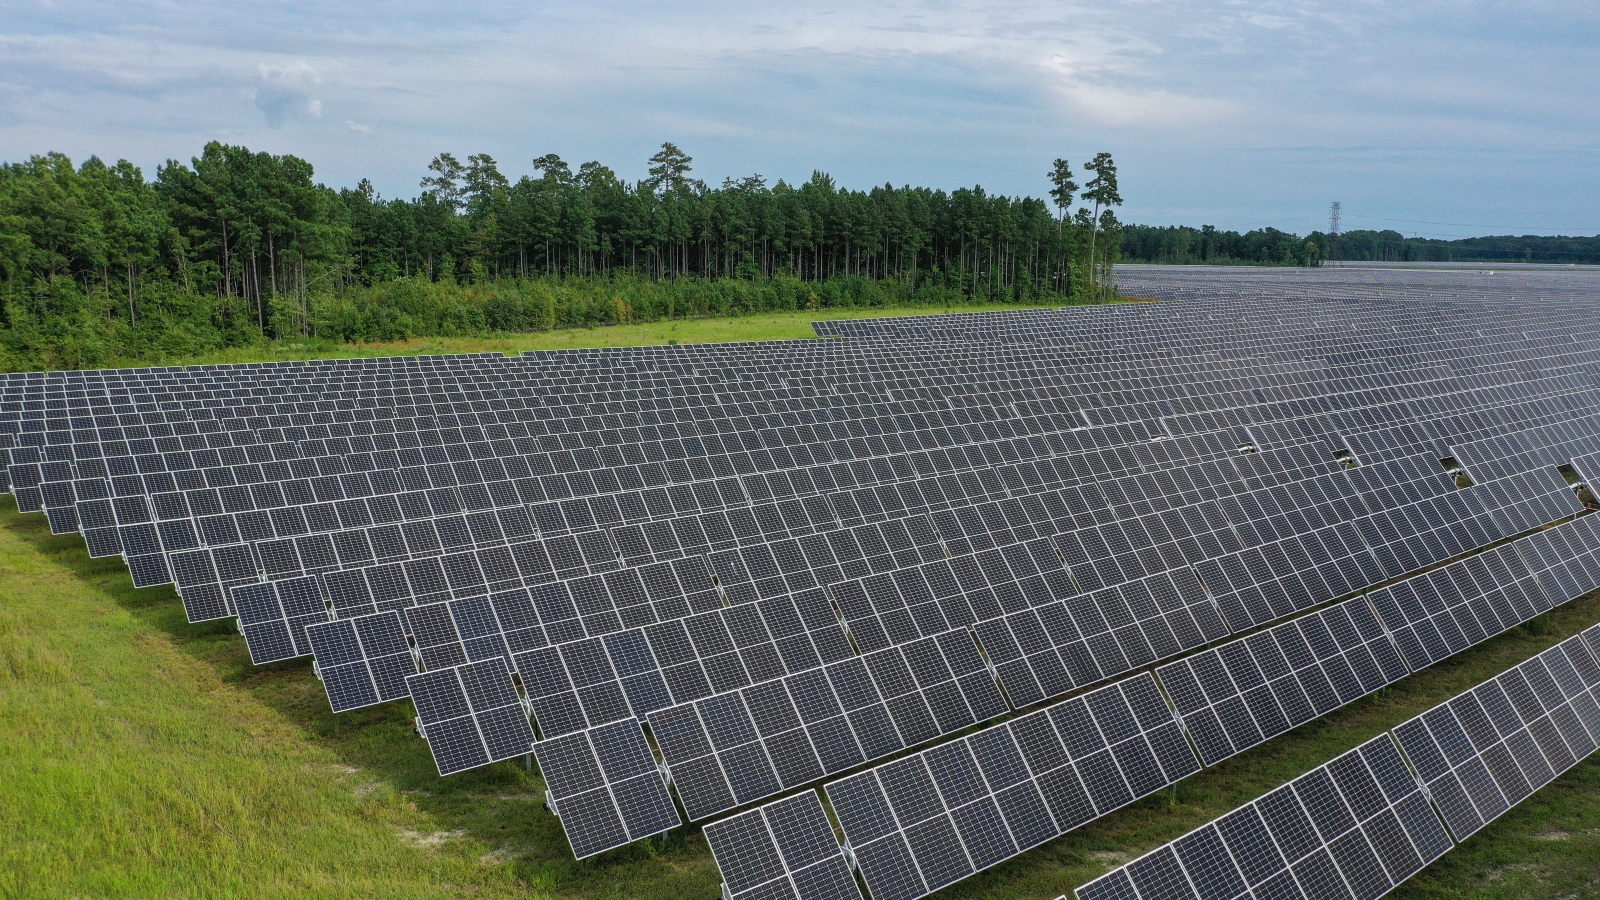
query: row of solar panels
[
  {"left": 8, "top": 360, "right": 1595, "bottom": 571},
  {"left": 56, "top": 419, "right": 1593, "bottom": 784},
  {"left": 689, "top": 513, "right": 1600, "bottom": 900},
  {"left": 12, "top": 377, "right": 1587, "bottom": 701},
  {"left": 0, "top": 406, "right": 1587, "bottom": 784},
  {"left": 13, "top": 355, "right": 1593, "bottom": 649},
  {"left": 12, "top": 291, "right": 1600, "bottom": 406},
  {"left": 216, "top": 432, "right": 1600, "bottom": 752},
  {"left": 1076, "top": 623, "right": 1600, "bottom": 900},
  {"left": 10, "top": 326, "right": 1591, "bottom": 435},
  {"left": 11, "top": 346, "right": 1573, "bottom": 523}
]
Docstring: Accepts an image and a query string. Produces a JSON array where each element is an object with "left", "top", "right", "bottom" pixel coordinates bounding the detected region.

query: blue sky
[{"left": 3, "top": 1, "right": 1597, "bottom": 236}]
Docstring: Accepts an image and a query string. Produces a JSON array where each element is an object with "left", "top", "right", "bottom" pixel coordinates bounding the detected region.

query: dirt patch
[
  {"left": 398, "top": 829, "right": 467, "bottom": 850},
  {"left": 480, "top": 845, "right": 530, "bottom": 866},
  {"left": 1480, "top": 862, "right": 1548, "bottom": 884}
]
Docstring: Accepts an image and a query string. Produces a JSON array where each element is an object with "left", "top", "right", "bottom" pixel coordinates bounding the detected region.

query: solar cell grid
[
  {"left": 407, "top": 656, "right": 537, "bottom": 776},
  {"left": 25, "top": 307, "right": 1587, "bottom": 608},
  {"left": 1156, "top": 594, "right": 1409, "bottom": 767},
  {"left": 305, "top": 611, "right": 417, "bottom": 712},
  {"left": 1367, "top": 522, "right": 1599, "bottom": 674},
  {"left": 648, "top": 625, "right": 1008, "bottom": 821},
  {"left": 1389, "top": 630, "right": 1600, "bottom": 843}
]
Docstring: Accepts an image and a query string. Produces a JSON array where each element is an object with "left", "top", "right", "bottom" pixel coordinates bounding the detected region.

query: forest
[
  {"left": 1120, "top": 223, "right": 1600, "bottom": 265},
  {"left": 6, "top": 141, "right": 1592, "bottom": 371},
  {"left": 0, "top": 143, "right": 1124, "bottom": 370}
]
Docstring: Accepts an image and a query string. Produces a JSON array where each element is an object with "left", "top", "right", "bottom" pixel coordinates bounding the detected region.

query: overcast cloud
[{"left": 2, "top": 1, "right": 1596, "bottom": 235}]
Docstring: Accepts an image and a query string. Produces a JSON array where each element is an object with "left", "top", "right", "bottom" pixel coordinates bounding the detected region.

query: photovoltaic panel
[
  {"left": 1389, "top": 630, "right": 1600, "bottom": 842},
  {"left": 704, "top": 791, "right": 863, "bottom": 900},
  {"left": 304, "top": 611, "right": 418, "bottom": 712},
  {"left": 231, "top": 575, "right": 329, "bottom": 665},
  {"left": 1367, "top": 526, "right": 1593, "bottom": 673},
  {"left": 825, "top": 672, "right": 1198, "bottom": 900},
  {"left": 407, "top": 656, "right": 536, "bottom": 776},
  {"left": 648, "top": 626, "right": 1007, "bottom": 822},
  {"left": 532, "top": 718, "right": 682, "bottom": 859},
  {"left": 1155, "top": 595, "right": 1409, "bottom": 766},
  {"left": 1075, "top": 734, "right": 1452, "bottom": 900}
]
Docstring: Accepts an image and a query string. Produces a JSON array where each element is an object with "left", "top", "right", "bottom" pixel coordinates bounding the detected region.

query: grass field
[
  {"left": 122, "top": 301, "right": 1064, "bottom": 370},
  {"left": 3, "top": 305, "right": 1599, "bottom": 899}
]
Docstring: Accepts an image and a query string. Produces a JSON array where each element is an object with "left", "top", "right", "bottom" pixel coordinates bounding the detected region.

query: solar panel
[
  {"left": 305, "top": 611, "right": 418, "bottom": 712},
  {"left": 648, "top": 627, "right": 1007, "bottom": 822},
  {"left": 231, "top": 576, "right": 329, "bottom": 664},
  {"left": 532, "top": 718, "right": 681, "bottom": 859},
  {"left": 1389, "top": 630, "right": 1600, "bottom": 842},
  {"left": 824, "top": 672, "right": 1197, "bottom": 900},
  {"left": 1075, "top": 734, "right": 1452, "bottom": 900},
  {"left": 1367, "top": 524, "right": 1596, "bottom": 673},
  {"left": 704, "top": 791, "right": 862, "bottom": 900},
  {"left": 407, "top": 657, "right": 536, "bottom": 776},
  {"left": 1156, "top": 595, "right": 1409, "bottom": 766}
]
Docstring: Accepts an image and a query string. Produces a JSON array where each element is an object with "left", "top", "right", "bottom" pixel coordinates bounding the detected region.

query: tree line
[
  {"left": 1121, "top": 223, "right": 1600, "bottom": 266},
  {"left": 0, "top": 142, "right": 1130, "bottom": 369}
]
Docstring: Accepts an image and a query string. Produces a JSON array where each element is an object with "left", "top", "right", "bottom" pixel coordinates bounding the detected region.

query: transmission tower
[{"left": 1328, "top": 201, "right": 1341, "bottom": 262}]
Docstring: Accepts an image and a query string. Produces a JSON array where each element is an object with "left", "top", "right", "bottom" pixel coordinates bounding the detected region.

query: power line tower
[{"left": 1328, "top": 201, "right": 1341, "bottom": 262}]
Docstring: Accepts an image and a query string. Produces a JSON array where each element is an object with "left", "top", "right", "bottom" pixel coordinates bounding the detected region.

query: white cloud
[
  {"left": 254, "top": 61, "right": 322, "bottom": 128},
  {"left": 0, "top": 1, "right": 1595, "bottom": 232}
]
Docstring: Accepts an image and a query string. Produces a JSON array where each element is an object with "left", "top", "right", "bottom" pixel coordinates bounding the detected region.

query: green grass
[
  {"left": 2, "top": 303, "right": 1598, "bottom": 898},
  {"left": 122, "top": 301, "right": 1066, "bottom": 369}
]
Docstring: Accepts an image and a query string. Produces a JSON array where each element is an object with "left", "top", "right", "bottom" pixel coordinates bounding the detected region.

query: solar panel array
[
  {"left": 824, "top": 672, "right": 1200, "bottom": 900},
  {"left": 7, "top": 266, "right": 1600, "bottom": 875},
  {"left": 1076, "top": 626, "right": 1600, "bottom": 900},
  {"left": 1076, "top": 733, "right": 1454, "bottom": 900},
  {"left": 1389, "top": 624, "right": 1600, "bottom": 844},
  {"left": 677, "top": 515, "right": 1600, "bottom": 900}
]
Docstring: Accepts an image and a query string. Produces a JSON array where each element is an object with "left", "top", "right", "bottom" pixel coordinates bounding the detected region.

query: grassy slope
[{"left": 2, "top": 304, "right": 1598, "bottom": 899}]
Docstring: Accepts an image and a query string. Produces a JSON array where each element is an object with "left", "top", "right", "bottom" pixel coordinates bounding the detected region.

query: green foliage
[
  {"left": 312, "top": 273, "right": 1041, "bottom": 344},
  {"left": 1123, "top": 223, "right": 1600, "bottom": 266},
  {"left": 1327, "top": 229, "right": 1600, "bottom": 264},
  {"left": 0, "top": 142, "right": 1128, "bottom": 370},
  {"left": 1122, "top": 224, "right": 1323, "bottom": 266}
]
